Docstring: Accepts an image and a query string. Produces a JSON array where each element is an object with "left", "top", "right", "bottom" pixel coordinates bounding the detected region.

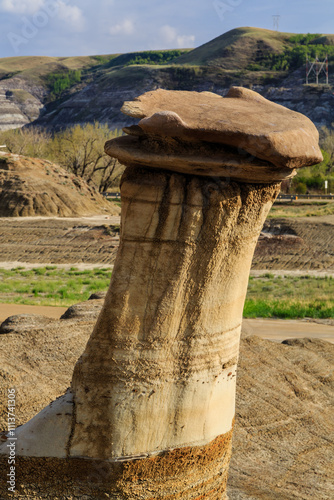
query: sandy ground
[
  {"left": 0, "top": 303, "right": 67, "bottom": 321},
  {"left": 243, "top": 318, "right": 334, "bottom": 344},
  {"left": 0, "top": 213, "right": 333, "bottom": 270},
  {"left": 0, "top": 215, "right": 121, "bottom": 224},
  {"left": 0, "top": 261, "right": 114, "bottom": 270},
  {"left": 0, "top": 303, "right": 333, "bottom": 343}
]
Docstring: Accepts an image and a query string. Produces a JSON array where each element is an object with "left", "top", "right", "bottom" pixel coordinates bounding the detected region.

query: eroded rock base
[{"left": 0, "top": 430, "right": 233, "bottom": 499}]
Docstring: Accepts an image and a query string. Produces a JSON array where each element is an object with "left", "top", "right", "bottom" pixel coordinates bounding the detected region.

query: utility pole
[
  {"left": 273, "top": 14, "right": 280, "bottom": 31},
  {"left": 306, "top": 54, "right": 329, "bottom": 85}
]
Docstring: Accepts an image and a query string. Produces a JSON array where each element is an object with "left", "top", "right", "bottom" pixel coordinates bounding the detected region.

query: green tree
[{"left": 0, "top": 127, "right": 51, "bottom": 158}]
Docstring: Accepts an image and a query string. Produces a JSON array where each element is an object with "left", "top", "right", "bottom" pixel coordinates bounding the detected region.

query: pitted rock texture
[
  {"left": 119, "top": 87, "right": 323, "bottom": 170},
  {"left": 0, "top": 152, "right": 119, "bottom": 217},
  {"left": 0, "top": 430, "right": 232, "bottom": 499}
]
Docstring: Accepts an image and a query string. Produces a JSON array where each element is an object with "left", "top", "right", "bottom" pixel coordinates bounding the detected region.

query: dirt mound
[
  {"left": 229, "top": 333, "right": 334, "bottom": 499},
  {"left": 0, "top": 152, "right": 119, "bottom": 217},
  {"left": 60, "top": 299, "right": 104, "bottom": 321},
  {"left": 0, "top": 300, "right": 333, "bottom": 499},
  {"left": 0, "top": 314, "right": 55, "bottom": 334}
]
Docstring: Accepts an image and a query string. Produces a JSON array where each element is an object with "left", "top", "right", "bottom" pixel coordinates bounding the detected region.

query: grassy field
[
  {"left": 245, "top": 274, "right": 334, "bottom": 319},
  {"left": 0, "top": 267, "right": 332, "bottom": 319},
  {"left": 0, "top": 267, "right": 111, "bottom": 307},
  {"left": 269, "top": 201, "right": 334, "bottom": 218}
]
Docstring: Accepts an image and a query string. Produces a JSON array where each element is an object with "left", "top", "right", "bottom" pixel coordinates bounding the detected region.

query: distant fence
[
  {"left": 103, "top": 192, "right": 334, "bottom": 201},
  {"left": 277, "top": 194, "right": 334, "bottom": 201}
]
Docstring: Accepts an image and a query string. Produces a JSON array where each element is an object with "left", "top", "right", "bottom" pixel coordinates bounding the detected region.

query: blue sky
[{"left": 0, "top": 0, "right": 333, "bottom": 58}]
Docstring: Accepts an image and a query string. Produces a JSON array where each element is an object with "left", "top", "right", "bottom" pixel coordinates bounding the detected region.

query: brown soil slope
[
  {"left": 0, "top": 300, "right": 333, "bottom": 499},
  {"left": 0, "top": 152, "right": 119, "bottom": 217}
]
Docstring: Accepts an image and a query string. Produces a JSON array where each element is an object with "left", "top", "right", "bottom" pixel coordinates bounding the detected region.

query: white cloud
[
  {"left": 0, "top": 0, "right": 44, "bottom": 14},
  {"left": 176, "top": 34, "right": 195, "bottom": 48},
  {"left": 160, "top": 24, "right": 195, "bottom": 48},
  {"left": 57, "top": 1, "right": 85, "bottom": 31},
  {"left": 109, "top": 19, "right": 134, "bottom": 36},
  {"left": 0, "top": 0, "right": 85, "bottom": 31},
  {"left": 160, "top": 25, "right": 177, "bottom": 44}
]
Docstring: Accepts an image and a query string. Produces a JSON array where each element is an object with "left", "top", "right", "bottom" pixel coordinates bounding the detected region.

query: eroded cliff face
[{"left": 0, "top": 78, "right": 45, "bottom": 131}]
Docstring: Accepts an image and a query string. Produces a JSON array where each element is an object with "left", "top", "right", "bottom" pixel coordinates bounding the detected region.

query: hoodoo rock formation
[{"left": 0, "top": 87, "right": 322, "bottom": 499}]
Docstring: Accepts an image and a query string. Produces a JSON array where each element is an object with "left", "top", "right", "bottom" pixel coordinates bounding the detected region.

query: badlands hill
[
  {"left": 0, "top": 297, "right": 332, "bottom": 499},
  {"left": 0, "top": 152, "right": 119, "bottom": 217},
  {"left": 1, "top": 27, "right": 334, "bottom": 131}
]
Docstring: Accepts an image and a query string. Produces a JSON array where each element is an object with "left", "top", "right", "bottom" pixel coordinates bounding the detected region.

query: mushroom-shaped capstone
[{"left": 0, "top": 88, "right": 322, "bottom": 499}]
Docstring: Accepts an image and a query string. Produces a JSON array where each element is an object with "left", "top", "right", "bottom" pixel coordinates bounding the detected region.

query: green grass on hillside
[
  {"left": 2, "top": 27, "right": 334, "bottom": 98},
  {"left": 0, "top": 55, "right": 116, "bottom": 88},
  {"left": 174, "top": 27, "right": 291, "bottom": 68}
]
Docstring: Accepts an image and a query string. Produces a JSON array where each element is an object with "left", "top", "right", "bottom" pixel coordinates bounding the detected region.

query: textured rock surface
[
  {"left": 228, "top": 335, "right": 334, "bottom": 500},
  {"left": 0, "top": 314, "right": 55, "bottom": 335},
  {"left": 119, "top": 87, "right": 323, "bottom": 170},
  {"left": 0, "top": 84, "right": 44, "bottom": 131},
  {"left": 0, "top": 152, "right": 119, "bottom": 217},
  {"left": 105, "top": 134, "right": 296, "bottom": 183},
  {"left": 60, "top": 299, "right": 105, "bottom": 321},
  {"left": 69, "top": 168, "right": 279, "bottom": 462}
]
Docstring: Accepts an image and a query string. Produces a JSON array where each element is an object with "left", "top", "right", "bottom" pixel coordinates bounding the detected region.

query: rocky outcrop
[
  {"left": 0, "top": 152, "right": 119, "bottom": 217},
  {"left": 121, "top": 87, "right": 322, "bottom": 170},
  {"left": 0, "top": 88, "right": 322, "bottom": 498},
  {"left": 0, "top": 314, "right": 55, "bottom": 335},
  {"left": 0, "top": 78, "right": 45, "bottom": 131}
]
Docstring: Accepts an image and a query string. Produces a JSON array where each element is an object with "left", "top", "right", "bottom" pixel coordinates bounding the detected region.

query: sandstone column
[{"left": 0, "top": 87, "right": 322, "bottom": 499}]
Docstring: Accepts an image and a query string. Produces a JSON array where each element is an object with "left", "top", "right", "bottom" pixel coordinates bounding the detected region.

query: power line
[
  {"left": 306, "top": 55, "right": 329, "bottom": 85},
  {"left": 273, "top": 15, "right": 280, "bottom": 31}
]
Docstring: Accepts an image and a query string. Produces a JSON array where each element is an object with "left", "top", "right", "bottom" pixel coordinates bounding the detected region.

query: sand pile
[{"left": 0, "top": 152, "right": 119, "bottom": 217}]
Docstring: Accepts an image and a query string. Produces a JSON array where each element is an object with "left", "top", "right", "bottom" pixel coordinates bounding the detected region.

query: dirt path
[
  {"left": 0, "top": 303, "right": 68, "bottom": 322},
  {"left": 0, "top": 303, "right": 333, "bottom": 343},
  {"left": 243, "top": 318, "right": 334, "bottom": 343}
]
